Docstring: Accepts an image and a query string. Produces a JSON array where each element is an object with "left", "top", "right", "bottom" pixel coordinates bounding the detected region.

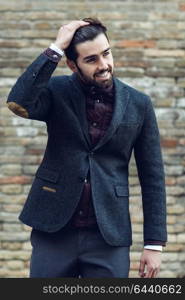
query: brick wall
[{"left": 0, "top": 0, "right": 185, "bottom": 278}]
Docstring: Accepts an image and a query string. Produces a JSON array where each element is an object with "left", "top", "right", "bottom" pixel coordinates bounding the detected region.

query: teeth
[{"left": 96, "top": 71, "right": 109, "bottom": 77}]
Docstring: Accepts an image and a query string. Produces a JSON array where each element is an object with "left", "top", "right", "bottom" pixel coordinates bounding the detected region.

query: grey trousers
[{"left": 30, "top": 225, "right": 130, "bottom": 278}]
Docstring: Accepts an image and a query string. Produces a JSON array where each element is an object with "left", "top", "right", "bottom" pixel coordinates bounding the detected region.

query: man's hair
[{"left": 64, "top": 17, "right": 109, "bottom": 62}]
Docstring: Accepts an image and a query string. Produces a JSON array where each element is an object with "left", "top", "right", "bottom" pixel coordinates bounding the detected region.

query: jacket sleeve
[
  {"left": 6, "top": 53, "right": 58, "bottom": 122},
  {"left": 134, "top": 96, "right": 167, "bottom": 243}
]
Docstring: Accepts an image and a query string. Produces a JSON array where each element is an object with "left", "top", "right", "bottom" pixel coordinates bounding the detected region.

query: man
[{"left": 7, "top": 18, "right": 167, "bottom": 278}]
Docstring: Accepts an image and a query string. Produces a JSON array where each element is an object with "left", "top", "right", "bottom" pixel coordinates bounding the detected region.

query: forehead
[{"left": 76, "top": 33, "right": 110, "bottom": 58}]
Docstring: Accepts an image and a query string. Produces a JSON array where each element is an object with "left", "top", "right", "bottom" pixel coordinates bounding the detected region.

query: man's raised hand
[{"left": 54, "top": 20, "right": 90, "bottom": 50}]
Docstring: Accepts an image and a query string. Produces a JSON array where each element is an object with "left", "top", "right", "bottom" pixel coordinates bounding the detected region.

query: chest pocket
[
  {"left": 115, "top": 185, "right": 129, "bottom": 197},
  {"left": 114, "top": 122, "right": 140, "bottom": 150},
  {"left": 35, "top": 167, "right": 60, "bottom": 183}
]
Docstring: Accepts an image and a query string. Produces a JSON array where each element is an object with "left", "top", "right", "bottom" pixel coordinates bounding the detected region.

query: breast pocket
[
  {"left": 35, "top": 167, "right": 60, "bottom": 184},
  {"left": 114, "top": 122, "right": 140, "bottom": 152},
  {"left": 115, "top": 185, "right": 129, "bottom": 197},
  {"left": 118, "top": 122, "right": 140, "bottom": 131}
]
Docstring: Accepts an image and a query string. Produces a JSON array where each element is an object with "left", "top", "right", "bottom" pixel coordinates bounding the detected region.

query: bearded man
[{"left": 7, "top": 18, "right": 167, "bottom": 278}]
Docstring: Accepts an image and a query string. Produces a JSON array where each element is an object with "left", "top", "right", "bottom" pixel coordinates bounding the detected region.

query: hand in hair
[{"left": 54, "top": 20, "right": 90, "bottom": 50}]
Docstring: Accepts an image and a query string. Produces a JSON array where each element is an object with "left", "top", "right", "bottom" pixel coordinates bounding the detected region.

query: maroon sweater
[{"left": 70, "top": 80, "right": 114, "bottom": 227}]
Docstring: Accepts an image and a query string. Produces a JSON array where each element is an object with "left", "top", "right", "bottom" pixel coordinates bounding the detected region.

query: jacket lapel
[
  {"left": 69, "top": 73, "right": 130, "bottom": 150},
  {"left": 93, "top": 77, "right": 130, "bottom": 151},
  {"left": 69, "top": 73, "right": 91, "bottom": 147}
]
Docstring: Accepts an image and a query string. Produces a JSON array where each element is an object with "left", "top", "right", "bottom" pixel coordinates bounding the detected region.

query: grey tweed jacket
[{"left": 7, "top": 53, "right": 167, "bottom": 246}]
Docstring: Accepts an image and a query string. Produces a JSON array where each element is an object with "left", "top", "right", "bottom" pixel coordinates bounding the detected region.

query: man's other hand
[{"left": 139, "top": 249, "right": 162, "bottom": 278}]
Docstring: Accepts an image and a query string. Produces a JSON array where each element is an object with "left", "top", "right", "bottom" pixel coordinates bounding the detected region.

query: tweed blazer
[{"left": 7, "top": 53, "right": 167, "bottom": 246}]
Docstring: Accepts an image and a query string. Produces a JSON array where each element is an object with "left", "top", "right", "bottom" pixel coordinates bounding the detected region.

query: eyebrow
[{"left": 83, "top": 47, "right": 111, "bottom": 61}]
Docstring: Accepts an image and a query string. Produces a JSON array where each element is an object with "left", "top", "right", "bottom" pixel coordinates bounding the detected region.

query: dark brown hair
[{"left": 64, "top": 17, "right": 109, "bottom": 62}]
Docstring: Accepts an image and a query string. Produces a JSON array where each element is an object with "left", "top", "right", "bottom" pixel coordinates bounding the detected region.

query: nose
[{"left": 97, "top": 57, "right": 108, "bottom": 71}]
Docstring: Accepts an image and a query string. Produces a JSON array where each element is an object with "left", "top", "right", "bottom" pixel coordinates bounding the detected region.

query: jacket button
[
  {"left": 32, "top": 72, "right": 37, "bottom": 78},
  {"left": 80, "top": 177, "right": 87, "bottom": 182}
]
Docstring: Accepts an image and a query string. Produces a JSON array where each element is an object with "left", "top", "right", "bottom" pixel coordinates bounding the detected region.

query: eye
[
  {"left": 103, "top": 51, "right": 110, "bottom": 56},
  {"left": 86, "top": 57, "right": 96, "bottom": 63}
]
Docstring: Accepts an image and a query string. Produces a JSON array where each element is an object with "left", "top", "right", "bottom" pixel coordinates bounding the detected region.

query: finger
[
  {"left": 70, "top": 20, "right": 89, "bottom": 25},
  {"left": 145, "top": 266, "right": 154, "bottom": 278},
  {"left": 138, "top": 260, "right": 145, "bottom": 277},
  {"left": 80, "top": 20, "right": 90, "bottom": 25},
  {"left": 152, "top": 267, "right": 160, "bottom": 278},
  {"left": 68, "top": 20, "right": 89, "bottom": 30},
  {"left": 146, "top": 265, "right": 160, "bottom": 278},
  {"left": 150, "top": 268, "right": 156, "bottom": 278}
]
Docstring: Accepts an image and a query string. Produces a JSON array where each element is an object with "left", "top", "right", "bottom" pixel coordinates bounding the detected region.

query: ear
[{"left": 66, "top": 59, "right": 78, "bottom": 72}]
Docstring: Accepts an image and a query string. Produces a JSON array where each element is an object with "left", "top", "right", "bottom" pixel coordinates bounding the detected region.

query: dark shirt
[{"left": 70, "top": 80, "right": 114, "bottom": 227}]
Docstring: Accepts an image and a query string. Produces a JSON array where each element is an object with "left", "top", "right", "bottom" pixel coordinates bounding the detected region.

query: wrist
[
  {"left": 49, "top": 43, "right": 64, "bottom": 56},
  {"left": 144, "top": 245, "right": 163, "bottom": 252}
]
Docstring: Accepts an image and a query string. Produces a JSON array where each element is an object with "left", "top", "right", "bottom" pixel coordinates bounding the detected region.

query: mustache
[{"left": 95, "top": 68, "right": 111, "bottom": 76}]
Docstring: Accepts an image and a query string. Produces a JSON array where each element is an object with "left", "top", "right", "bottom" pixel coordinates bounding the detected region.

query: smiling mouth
[{"left": 95, "top": 70, "right": 110, "bottom": 78}]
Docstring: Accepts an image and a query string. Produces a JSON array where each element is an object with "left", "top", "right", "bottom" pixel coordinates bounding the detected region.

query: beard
[{"left": 75, "top": 63, "right": 113, "bottom": 90}]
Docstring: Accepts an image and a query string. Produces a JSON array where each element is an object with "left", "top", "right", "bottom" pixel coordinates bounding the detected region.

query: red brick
[
  {"left": 0, "top": 176, "right": 32, "bottom": 185},
  {"left": 114, "top": 60, "right": 150, "bottom": 68},
  {"left": 25, "top": 148, "right": 44, "bottom": 155},
  {"left": 34, "top": 23, "right": 52, "bottom": 30},
  {"left": 115, "top": 40, "right": 156, "bottom": 48},
  {"left": 165, "top": 177, "right": 176, "bottom": 185},
  {"left": 179, "top": 4, "right": 185, "bottom": 11},
  {"left": 130, "top": 262, "right": 140, "bottom": 270},
  {"left": 161, "top": 139, "right": 178, "bottom": 148}
]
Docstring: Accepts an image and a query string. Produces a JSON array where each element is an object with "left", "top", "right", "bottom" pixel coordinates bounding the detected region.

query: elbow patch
[{"left": 7, "top": 102, "right": 29, "bottom": 118}]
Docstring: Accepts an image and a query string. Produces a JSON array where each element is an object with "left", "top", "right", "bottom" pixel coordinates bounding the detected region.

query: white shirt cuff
[
  {"left": 144, "top": 245, "right": 163, "bottom": 251},
  {"left": 49, "top": 43, "right": 64, "bottom": 56}
]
